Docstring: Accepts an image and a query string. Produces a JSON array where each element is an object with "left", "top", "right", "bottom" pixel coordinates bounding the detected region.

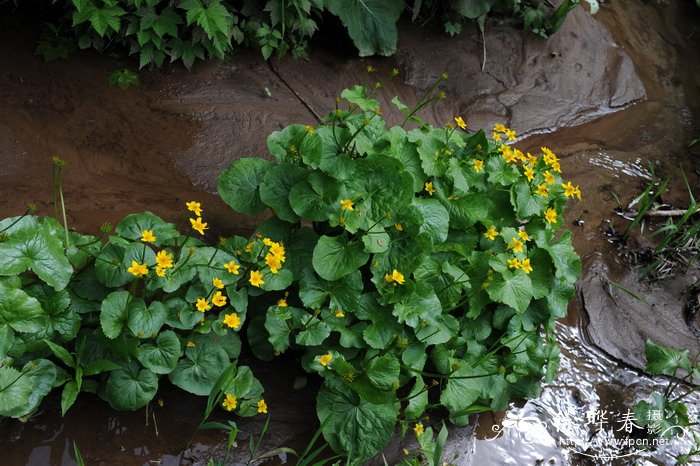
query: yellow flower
[
  {"left": 127, "top": 261, "right": 148, "bottom": 277},
  {"left": 515, "top": 149, "right": 527, "bottom": 162},
  {"left": 257, "top": 399, "right": 268, "bottom": 414},
  {"left": 545, "top": 208, "right": 557, "bottom": 224},
  {"left": 156, "top": 250, "right": 174, "bottom": 268},
  {"left": 222, "top": 394, "right": 237, "bottom": 411},
  {"left": 245, "top": 242, "right": 254, "bottom": 252},
  {"left": 508, "top": 238, "right": 524, "bottom": 253},
  {"left": 395, "top": 223, "right": 403, "bottom": 231},
  {"left": 340, "top": 199, "right": 354, "bottom": 211},
  {"left": 505, "top": 129, "right": 517, "bottom": 141},
  {"left": 265, "top": 253, "right": 283, "bottom": 274},
  {"left": 545, "top": 171, "right": 555, "bottom": 185},
  {"left": 562, "top": 181, "right": 576, "bottom": 197},
  {"left": 414, "top": 422, "right": 424, "bottom": 437},
  {"left": 484, "top": 226, "right": 499, "bottom": 240},
  {"left": 454, "top": 116, "right": 467, "bottom": 130},
  {"left": 523, "top": 166, "right": 535, "bottom": 181},
  {"left": 213, "top": 277, "right": 225, "bottom": 289},
  {"left": 224, "top": 260, "right": 240, "bottom": 275},
  {"left": 500, "top": 145, "right": 517, "bottom": 163},
  {"left": 527, "top": 153, "right": 538, "bottom": 165},
  {"left": 223, "top": 312, "right": 241, "bottom": 329},
  {"left": 536, "top": 183, "right": 549, "bottom": 197},
  {"left": 366, "top": 65, "right": 375, "bottom": 73},
  {"left": 186, "top": 201, "right": 202, "bottom": 216},
  {"left": 520, "top": 258, "right": 533, "bottom": 274},
  {"left": 541, "top": 147, "right": 558, "bottom": 164},
  {"left": 155, "top": 266, "right": 166, "bottom": 277},
  {"left": 493, "top": 123, "right": 507, "bottom": 133},
  {"left": 384, "top": 269, "right": 405, "bottom": 285},
  {"left": 551, "top": 160, "right": 561, "bottom": 173},
  {"left": 249, "top": 270, "right": 265, "bottom": 287},
  {"left": 518, "top": 229, "right": 530, "bottom": 242},
  {"left": 141, "top": 230, "right": 156, "bottom": 243},
  {"left": 190, "top": 217, "right": 208, "bottom": 235},
  {"left": 319, "top": 353, "right": 333, "bottom": 367},
  {"left": 334, "top": 309, "right": 345, "bottom": 318},
  {"left": 212, "top": 291, "right": 227, "bottom": 307},
  {"left": 277, "top": 298, "right": 288, "bottom": 307},
  {"left": 508, "top": 257, "right": 521, "bottom": 269},
  {"left": 573, "top": 186, "right": 582, "bottom": 200},
  {"left": 306, "top": 125, "right": 314, "bottom": 133},
  {"left": 424, "top": 182, "right": 435, "bottom": 196},
  {"left": 186, "top": 341, "right": 196, "bottom": 348},
  {"left": 492, "top": 132, "right": 502, "bottom": 141},
  {"left": 473, "top": 159, "right": 484, "bottom": 173},
  {"left": 196, "top": 298, "right": 211, "bottom": 312},
  {"left": 269, "top": 242, "right": 285, "bottom": 259},
  {"left": 263, "top": 237, "right": 274, "bottom": 246}
]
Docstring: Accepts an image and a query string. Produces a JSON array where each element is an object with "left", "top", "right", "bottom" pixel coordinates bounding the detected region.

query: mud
[{"left": 0, "top": 0, "right": 699, "bottom": 463}]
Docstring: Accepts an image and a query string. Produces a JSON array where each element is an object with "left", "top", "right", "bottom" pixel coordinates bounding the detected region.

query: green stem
[{"left": 58, "top": 168, "right": 70, "bottom": 247}]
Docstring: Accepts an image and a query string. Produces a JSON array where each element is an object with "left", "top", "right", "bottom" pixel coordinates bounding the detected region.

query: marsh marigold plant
[{"left": 216, "top": 79, "right": 582, "bottom": 462}]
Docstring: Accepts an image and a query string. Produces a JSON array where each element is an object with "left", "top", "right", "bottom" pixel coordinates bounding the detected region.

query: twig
[
  {"left": 645, "top": 209, "right": 692, "bottom": 217},
  {"left": 267, "top": 61, "right": 323, "bottom": 124}
]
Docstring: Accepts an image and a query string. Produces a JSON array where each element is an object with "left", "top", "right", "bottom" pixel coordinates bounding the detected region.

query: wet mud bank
[{"left": 0, "top": 0, "right": 699, "bottom": 463}]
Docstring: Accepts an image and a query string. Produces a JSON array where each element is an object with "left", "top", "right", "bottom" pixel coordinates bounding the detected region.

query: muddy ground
[{"left": 0, "top": 0, "right": 699, "bottom": 463}]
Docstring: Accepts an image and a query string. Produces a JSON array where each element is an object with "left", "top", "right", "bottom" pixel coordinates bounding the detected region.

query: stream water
[{"left": 0, "top": 0, "right": 698, "bottom": 464}]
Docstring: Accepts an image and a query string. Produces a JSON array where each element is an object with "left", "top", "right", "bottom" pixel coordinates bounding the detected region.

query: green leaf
[
  {"left": 128, "top": 301, "right": 167, "bottom": 338},
  {"left": 405, "top": 376, "right": 428, "bottom": 419},
  {"left": 295, "top": 315, "right": 331, "bottom": 346},
  {"left": 115, "top": 212, "right": 179, "bottom": 245},
  {"left": 340, "top": 85, "right": 379, "bottom": 111},
  {"left": 393, "top": 282, "right": 442, "bottom": 328},
  {"left": 137, "top": 330, "right": 181, "bottom": 374},
  {"left": 344, "top": 156, "right": 414, "bottom": 227},
  {"left": 84, "top": 359, "right": 121, "bottom": 376},
  {"left": 299, "top": 268, "right": 363, "bottom": 311},
  {"left": 259, "top": 163, "right": 308, "bottom": 222},
  {"left": 365, "top": 354, "right": 399, "bottom": 390},
  {"left": 457, "top": 0, "right": 496, "bottom": 19},
  {"left": 95, "top": 241, "right": 131, "bottom": 287},
  {"left": 0, "top": 359, "right": 57, "bottom": 418},
  {"left": 61, "top": 380, "right": 79, "bottom": 416},
  {"left": 289, "top": 171, "right": 342, "bottom": 221},
  {"left": 511, "top": 180, "right": 547, "bottom": 218},
  {"left": 105, "top": 362, "right": 158, "bottom": 411},
  {"left": 0, "top": 285, "right": 48, "bottom": 334},
  {"left": 100, "top": 291, "right": 144, "bottom": 339},
  {"left": 412, "top": 198, "right": 449, "bottom": 244},
  {"left": 88, "top": 5, "right": 125, "bottom": 36},
  {"left": 439, "top": 361, "right": 483, "bottom": 425},
  {"left": 486, "top": 269, "right": 532, "bottom": 314},
  {"left": 44, "top": 339, "right": 75, "bottom": 369},
  {"left": 324, "top": 0, "right": 405, "bottom": 56},
  {"left": 180, "top": 0, "right": 231, "bottom": 40},
  {"left": 312, "top": 235, "right": 369, "bottom": 281},
  {"left": 265, "top": 307, "right": 296, "bottom": 352},
  {"left": 317, "top": 378, "right": 399, "bottom": 461},
  {"left": 267, "top": 124, "right": 322, "bottom": 166},
  {"left": 356, "top": 294, "right": 401, "bottom": 349},
  {"left": 218, "top": 158, "right": 273, "bottom": 216},
  {"left": 0, "top": 222, "right": 73, "bottom": 291},
  {"left": 385, "top": 127, "right": 426, "bottom": 191},
  {"left": 644, "top": 340, "right": 692, "bottom": 376},
  {"left": 169, "top": 335, "right": 229, "bottom": 396},
  {"left": 536, "top": 231, "right": 581, "bottom": 286}
]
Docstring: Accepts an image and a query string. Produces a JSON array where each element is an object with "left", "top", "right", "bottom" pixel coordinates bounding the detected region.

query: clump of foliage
[
  {"left": 35, "top": 0, "right": 597, "bottom": 68},
  {"left": 635, "top": 340, "right": 700, "bottom": 465},
  {"left": 217, "top": 72, "right": 582, "bottom": 461},
  {"left": 108, "top": 68, "right": 139, "bottom": 88},
  {"left": 0, "top": 165, "right": 270, "bottom": 418}
]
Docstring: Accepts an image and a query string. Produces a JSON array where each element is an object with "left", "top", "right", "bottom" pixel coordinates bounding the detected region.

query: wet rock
[{"left": 578, "top": 253, "right": 700, "bottom": 371}]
